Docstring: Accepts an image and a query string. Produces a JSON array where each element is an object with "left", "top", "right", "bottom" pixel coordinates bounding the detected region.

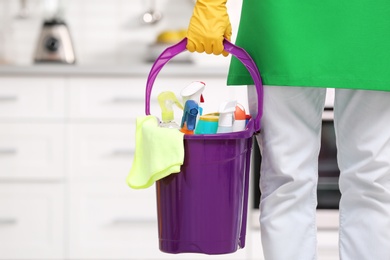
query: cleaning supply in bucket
[
  {"left": 194, "top": 113, "right": 219, "bottom": 134},
  {"left": 126, "top": 115, "right": 185, "bottom": 189},
  {"left": 233, "top": 103, "right": 247, "bottom": 132},
  {"left": 157, "top": 91, "right": 183, "bottom": 129},
  {"left": 180, "top": 100, "right": 198, "bottom": 135},
  {"left": 217, "top": 100, "right": 237, "bottom": 133},
  {"left": 181, "top": 81, "right": 205, "bottom": 116}
]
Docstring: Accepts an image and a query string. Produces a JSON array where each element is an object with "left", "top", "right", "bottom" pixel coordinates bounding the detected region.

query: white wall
[{"left": 0, "top": 0, "right": 242, "bottom": 66}]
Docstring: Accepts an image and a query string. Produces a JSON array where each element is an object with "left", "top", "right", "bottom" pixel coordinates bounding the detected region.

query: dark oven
[{"left": 252, "top": 105, "right": 341, "bottom": 211}]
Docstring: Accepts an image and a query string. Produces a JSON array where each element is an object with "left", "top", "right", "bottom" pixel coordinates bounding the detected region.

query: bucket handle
[{"left": 145, "top": 38, "right": 263, "bottom": 133}]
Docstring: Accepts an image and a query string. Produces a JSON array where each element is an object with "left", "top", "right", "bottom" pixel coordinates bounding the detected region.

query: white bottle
[
  {"left": 217, "top": 100, "right": 237, "bottom": 134},
  {"left": 181, "top": 81, "right": 206, "bottom": 105},
  {"left": 181, "top": 81, "right": 206, "bottom": 118},
  {"left": 232, "top": 103, "right": 247, "bottom": 132}
]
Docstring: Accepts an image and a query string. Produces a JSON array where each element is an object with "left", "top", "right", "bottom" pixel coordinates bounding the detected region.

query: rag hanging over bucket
[{"left": 126, "top": 115, "right": 184, "bottom": 189}]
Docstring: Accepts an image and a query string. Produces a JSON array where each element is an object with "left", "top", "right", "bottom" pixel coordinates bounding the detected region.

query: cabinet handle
[
  {"left": 111, "top": 217, "right": 155, "bottom": 225},
  {"left": 0, "top": 148, "right": 17, "bottom": 155},
  {"left": 0, "top": 96, "right": 18, "bottom": 102},
  {"left": 0, "top": 218, "right": 17, "bottom": 225},
  {"left": 111, "top": 97, "right": 142, "bottom": 103},
  {"left": 111, "top": 149, "right": 134, "bottom": 156}
]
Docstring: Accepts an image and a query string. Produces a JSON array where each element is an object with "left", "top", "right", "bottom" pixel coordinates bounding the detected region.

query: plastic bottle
[
  {"left": 181, "top": 81, "right": 205, "bottom": 117},
  {"left": 157, "top": 91, "right": 183, "bottom": 129},
  {"left": 217, "top": 100, "right": 237, "bottom": 133},
  {"left": 180, "top": 100, "right": 199, "bottom": 135},
  {"left": 195, "top": 113, "right": 219, "bottom": 134},
  {"left": 233, "top": 103, "right": 247, "bottom": 132},
  {"left": 181, "top": 81, "right": 205, "bottom": 104}
]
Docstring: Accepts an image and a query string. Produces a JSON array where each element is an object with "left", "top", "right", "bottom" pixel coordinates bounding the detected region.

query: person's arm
[{"left": 186, "top": 0, "right": 232, "bottom": 56}]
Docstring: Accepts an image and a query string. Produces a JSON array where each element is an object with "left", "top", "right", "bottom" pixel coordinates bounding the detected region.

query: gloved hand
[{"left": 186, "top": 0, "right": 232, "bottom": 56}]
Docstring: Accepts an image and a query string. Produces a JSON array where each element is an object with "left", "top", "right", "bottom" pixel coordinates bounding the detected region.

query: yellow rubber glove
[{"left": 186, "top": 0, "right": 232, "bottom": 56}]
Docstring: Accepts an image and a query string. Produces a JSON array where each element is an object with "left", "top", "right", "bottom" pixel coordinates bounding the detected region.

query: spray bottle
[
  {"left": 180, "top": 100, "right": 199, "bottom": 135},
  {"left": 233, "top": 103, "right": 247, "bottom": 132},
  {"left": 157, "top": 91, "right": 184, "bottom": 129},
  {"left": 181, "top": 81, "right": 205, "bottom": 116},
  {"left": 217, "top": 100, "right": 237, "bottom": 134}
]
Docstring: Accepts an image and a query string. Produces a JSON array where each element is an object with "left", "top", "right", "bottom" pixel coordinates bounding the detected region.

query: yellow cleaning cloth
[{"left": 127, "top": 115, "right": 185, "bottom": 189}]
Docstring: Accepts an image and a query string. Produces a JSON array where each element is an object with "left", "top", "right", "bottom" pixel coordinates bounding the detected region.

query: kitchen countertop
[{"left": 0, "top": 63, "right": 230, "bottom": 77}]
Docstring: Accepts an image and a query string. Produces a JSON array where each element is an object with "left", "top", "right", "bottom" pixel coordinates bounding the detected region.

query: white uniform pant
[{"left": 257, "top": 86, "right": 390, "bottom": 260}]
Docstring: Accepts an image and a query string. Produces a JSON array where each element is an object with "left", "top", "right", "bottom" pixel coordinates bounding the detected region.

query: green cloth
[
  {"left": 127, "top": 116, "right": 184, "bottom": 189},
  {"left": 227, "top": 0, "right": 390, "bottom": 91}
]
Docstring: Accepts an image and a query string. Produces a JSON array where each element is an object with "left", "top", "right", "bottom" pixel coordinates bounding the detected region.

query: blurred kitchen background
[
  {"left": 0, "top": 0, "right": 242, "bottom": 66},
  {"left": 0, "top": 0, "right": 340, "bottom": 260}
]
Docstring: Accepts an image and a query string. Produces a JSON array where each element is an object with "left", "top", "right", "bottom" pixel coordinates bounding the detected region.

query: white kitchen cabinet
[
  {"left": 0, "top": 183, "right": 65, "bottom": 260},
  {"left": 68, "top": 77, "right": 148, "bottom": 120},
  {"left": 67, "top": 123, "right": 135, "bottom": 182},
  {"left": 0, "top": 76, "right": 67, "bottom": 259},
  {"left": 0, "top": 77, "right": 66, "bottom": 119},
  {"left": 67, "top": 182, "right": 157, "bottom": 259},
  {"left": 0, "top": 123, "right": 65, "bottom": 180}
]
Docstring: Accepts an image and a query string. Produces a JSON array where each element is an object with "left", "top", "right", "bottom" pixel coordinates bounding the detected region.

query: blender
[{"left": 33, "top": 0, "right": 75, "bottom": 64}]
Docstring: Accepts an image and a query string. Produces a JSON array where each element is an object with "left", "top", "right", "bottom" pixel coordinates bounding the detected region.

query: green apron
[{"left": 227, "top": 0, "right": 390, "bottom": 91}]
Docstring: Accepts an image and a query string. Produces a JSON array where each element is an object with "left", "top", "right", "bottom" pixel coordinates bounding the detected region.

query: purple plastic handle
[{"left": 145, "top": 37, "right": 263, "bottom": 133}]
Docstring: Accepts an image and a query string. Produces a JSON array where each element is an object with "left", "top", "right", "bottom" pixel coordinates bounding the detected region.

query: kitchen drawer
[
  {"left": 0, "top": 183, "right": 65, "bottom": 259},
  {"left": 68, "top": 77, "right": 159, "bottom": 120},
  {"left": 68, "top": 182, "right": 157, "bottom": 259},
  {"left": 0, "top": 77, "right": 66, "bottom": 119},
  {"left": 0, "top": 123, "right": 65, "bottom": 180},
  {"left": 68, "top": 123, "right": 134, "bottom": 182}
]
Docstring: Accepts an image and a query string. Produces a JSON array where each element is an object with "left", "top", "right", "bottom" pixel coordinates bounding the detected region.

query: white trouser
[{"left": 257, "top": 86, "right": 390, "bottom": 260}]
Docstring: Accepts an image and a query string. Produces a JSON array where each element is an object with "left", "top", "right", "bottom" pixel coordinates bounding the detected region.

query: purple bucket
[{"left": 145, "top": 38, "right": 263, "bottom": 255}]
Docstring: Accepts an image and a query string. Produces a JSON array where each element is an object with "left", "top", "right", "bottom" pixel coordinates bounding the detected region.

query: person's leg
[
  {"left": 257, "top": 86, "right": 326, "bottom": 260},
  {"left": 334, "top": 89, "right": 390, "bottom": 260}
]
